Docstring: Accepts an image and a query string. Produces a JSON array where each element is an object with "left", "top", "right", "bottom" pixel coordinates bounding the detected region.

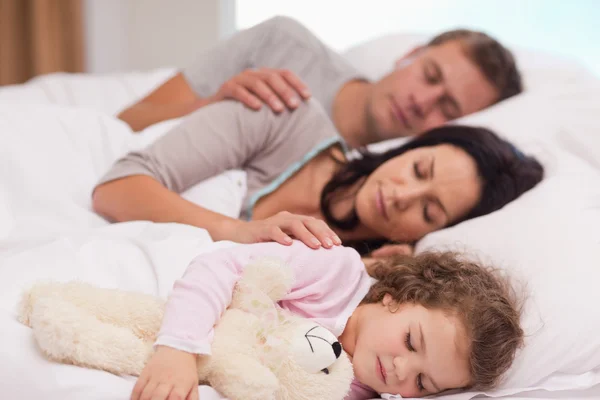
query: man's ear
[{"left": 394, "top": 45, "right": 425, "bottom": 69}]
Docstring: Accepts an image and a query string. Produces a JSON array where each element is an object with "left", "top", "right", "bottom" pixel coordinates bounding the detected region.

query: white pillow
[
  {"left": 0, "top": 105, "right": 247, "bottom": 240},
  {"left": 341, "top": 32, "right": 596, "bottom": 93},
  {"left": 344, "top": 33, "right": 600, "bottom": 396},
  {"left": 0, "top": 105, "right": 133, "bottom": 238},
  {"left": 0, "top": 68, "right": 176, "bottom": 115},
  {"left": 416, "top": 142, "right": 600, "bottom": 397}
]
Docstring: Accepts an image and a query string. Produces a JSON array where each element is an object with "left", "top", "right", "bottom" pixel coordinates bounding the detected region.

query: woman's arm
[
  {"left": 95, "top": 101, "right": 265, "bottom": 239},
  {"left": 93, "top": 175, "right": 241, "bottom": 241},
  {"left": 95, "top": 100, "right": 341, "bottom": 247}
]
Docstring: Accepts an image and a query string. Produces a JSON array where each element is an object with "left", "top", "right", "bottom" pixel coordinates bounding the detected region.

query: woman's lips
[
  {"left": 377, "top": 357, "right": 387, "bottom": 384},
  {"left": 376, "top": 186, "right": 389, "bottom": 220}
]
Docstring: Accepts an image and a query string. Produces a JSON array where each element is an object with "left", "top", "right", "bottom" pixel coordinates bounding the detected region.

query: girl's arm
[
  {"left": 132, "top": 241, "right": 367, "bottom": 400},
  {"left": 156, "top": 240, "right": 366, "bottom": 352}
]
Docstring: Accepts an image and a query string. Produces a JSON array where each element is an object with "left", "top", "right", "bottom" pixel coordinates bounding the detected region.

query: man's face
[{"left": 366, "top": 40, "right": 499, "bottom": 140}]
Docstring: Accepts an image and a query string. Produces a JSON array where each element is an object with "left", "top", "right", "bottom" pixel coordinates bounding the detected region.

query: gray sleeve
[
  {"left": 182, "top": 16, "right": 280, "bottom": 97},
  {"left": 181, "top": 15, "right": 365, "bottom": 115},
  {"left": 96, "top": 99, "right": 336, "bottom": 194}
]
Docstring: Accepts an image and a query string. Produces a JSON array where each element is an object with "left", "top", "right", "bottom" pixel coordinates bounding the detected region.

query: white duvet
[{"left": 1, "top": 61, "right": 599, "bottom": 399}]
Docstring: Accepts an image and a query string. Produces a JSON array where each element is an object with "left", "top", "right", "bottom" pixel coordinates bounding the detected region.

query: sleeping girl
[{"left": 131, "top": 241, "right": 523, "bottom": 400}]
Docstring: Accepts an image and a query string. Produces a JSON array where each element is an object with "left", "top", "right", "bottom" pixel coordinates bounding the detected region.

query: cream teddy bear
[{"left": 18, "top": 258, "right": 354, "bottom": 400}]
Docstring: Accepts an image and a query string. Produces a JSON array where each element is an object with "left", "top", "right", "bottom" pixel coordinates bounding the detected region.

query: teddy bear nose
[{"left": 332, "top": 341, "right": 342, "bottom": 358}]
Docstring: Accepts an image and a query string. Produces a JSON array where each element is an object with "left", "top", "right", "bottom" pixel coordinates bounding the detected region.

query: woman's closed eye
[
  {"left": 412, "top": 162, "right": 436, "bottom": 224},
  {"left": 423, "top": 203, "right": 434, "bottom": 224},
  {"left": 413, "top": 162, "right": 425, "bottom": 180}
]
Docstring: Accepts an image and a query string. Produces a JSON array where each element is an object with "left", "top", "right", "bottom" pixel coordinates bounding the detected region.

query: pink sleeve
[
  {"left": 155, "top": 241, "right": 365, "bottom": 354},
  {"left": 344, "top": 380, "right": 378, "bottom": 400}
]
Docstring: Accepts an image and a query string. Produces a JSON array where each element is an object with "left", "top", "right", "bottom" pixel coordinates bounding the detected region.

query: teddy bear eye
[{"left": 321, "top": 368, "right": 329, "bottom": 375}]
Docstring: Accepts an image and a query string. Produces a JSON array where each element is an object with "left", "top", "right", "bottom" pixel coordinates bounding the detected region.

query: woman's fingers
[
  {"left": 218, "top": 68, "right": 310, "bottom": 112},
  {"left": 223, "top": 82, "right": 262, "bottom": 110},
  {"left": 243, "top": 75, "right": 284, "bottom": 111},
  {"left": 258, "top": 69, "right": 300, "bottom": 110},
  {"left": 283, "top": 219, "right": 321, "bottom": 249},
  {"left": 265, "top": 225, "right": 294, "bottom": 246},
  {"left": 303, "top": 218, "right": 341, "bottom": 248},
  {"left": 279, "top": 69, "right": 311, "bottom": 100}
]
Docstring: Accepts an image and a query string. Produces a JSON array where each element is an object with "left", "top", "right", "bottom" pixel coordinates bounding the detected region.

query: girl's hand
[
  {"left": 131, "top": 346, "right": 199, "bottom": 400},
  {"left": 221, "top": 211, "right": 341, "bottom": 249}
]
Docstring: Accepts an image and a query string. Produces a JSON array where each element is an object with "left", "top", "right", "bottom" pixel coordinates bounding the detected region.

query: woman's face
[
  {"left": 355, "top": 144, "right": 481, "bottom": 242},
  {"left": 350, "top": 297, "right": 472, "bottom": 398}
]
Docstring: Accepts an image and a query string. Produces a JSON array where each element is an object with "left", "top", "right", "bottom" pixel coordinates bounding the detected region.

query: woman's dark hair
[{"left": 320, "top": 125, "right": 544, "bottom": 255}]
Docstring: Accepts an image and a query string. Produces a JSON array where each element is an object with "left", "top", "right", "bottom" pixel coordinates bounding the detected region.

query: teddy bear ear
[{"left": 289, "top": 323, "right": 343, "bottom": 374}]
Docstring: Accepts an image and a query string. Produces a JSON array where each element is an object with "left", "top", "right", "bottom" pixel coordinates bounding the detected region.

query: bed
[{"left": 1, "top": 34, "right": 599, "bottom": 400}]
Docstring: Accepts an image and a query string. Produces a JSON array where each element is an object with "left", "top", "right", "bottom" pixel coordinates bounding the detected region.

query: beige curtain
[{"left": 0, "top": 0, "right": 84, "bottom": 86}]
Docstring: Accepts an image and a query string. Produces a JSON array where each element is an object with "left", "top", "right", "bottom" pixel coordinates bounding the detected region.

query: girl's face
[
  {"left": 345, "top": 296, "right": 471, "bottom": 398},
  {"left": 354, "top": 144, "right": 481, "bottom": 243}
]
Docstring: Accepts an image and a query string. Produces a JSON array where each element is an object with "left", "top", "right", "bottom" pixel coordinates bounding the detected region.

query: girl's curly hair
[{"left": 362, "top": 251, "right": 524, "bottom": 390}]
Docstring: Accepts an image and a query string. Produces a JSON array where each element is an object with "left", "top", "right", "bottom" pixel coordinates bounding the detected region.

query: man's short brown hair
[{"left": 428, "top": 29, "right": 523, "bottom": 102}]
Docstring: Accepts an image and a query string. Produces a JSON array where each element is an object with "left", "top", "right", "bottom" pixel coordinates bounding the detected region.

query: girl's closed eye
[
  {"left": 405, "top": 332, "right": 426, "bottom": 392},
  {"left": 405, "top": 332, "right": 415, "bottom": 352}
]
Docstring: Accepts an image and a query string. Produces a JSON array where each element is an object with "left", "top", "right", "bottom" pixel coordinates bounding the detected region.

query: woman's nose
[{"left": 391, "top": 185, "right": 426, "bottom": 212}]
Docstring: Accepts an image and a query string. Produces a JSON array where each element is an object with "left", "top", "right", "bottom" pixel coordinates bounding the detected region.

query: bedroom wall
[
  {"left": 236, "top": 0, "right": 600, "bottom": 78},
  {"left": 84, "top": 0, "right": 236, "bottom": 73}
]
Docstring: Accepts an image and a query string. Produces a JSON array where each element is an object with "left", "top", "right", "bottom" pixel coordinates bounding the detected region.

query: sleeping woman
[{"left": 93, "top": 99, "right": 543, "bottom": 256}]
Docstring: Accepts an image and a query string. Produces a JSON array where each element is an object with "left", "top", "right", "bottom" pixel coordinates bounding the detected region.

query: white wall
[
  {"left": 236, "top": 0, "right": 600, "bottom": 77},
  {"left": 84, "top": 0, "right": 235, "bottom": 73}
]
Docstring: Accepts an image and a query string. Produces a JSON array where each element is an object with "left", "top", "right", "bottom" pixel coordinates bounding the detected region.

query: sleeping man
[{"left": 118, "top": 16, "right": 523, "bottom": 149}]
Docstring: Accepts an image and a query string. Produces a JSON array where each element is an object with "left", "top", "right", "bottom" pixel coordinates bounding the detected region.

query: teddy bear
[{"left": 17, "top": 257, "right": 355, "bottom": 400}]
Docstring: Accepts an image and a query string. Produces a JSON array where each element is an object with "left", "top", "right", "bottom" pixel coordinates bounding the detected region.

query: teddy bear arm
[
  {"left": 208, "top": 354, "right": 279, "bottom": 400},
  {"left": 29, "top": 297, "right": 152, "bottom": 376}
]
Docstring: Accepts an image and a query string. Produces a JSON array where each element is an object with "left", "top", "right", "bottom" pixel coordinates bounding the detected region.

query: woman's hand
[
  {"left": 209, "top": 68, "right": 311, "bottom": 112},
  {"left": 131, "top": 346, "right": 199, "bottom": 400},
  {"left": 220, "top": 211, "right": 341, "bottom": 249}
]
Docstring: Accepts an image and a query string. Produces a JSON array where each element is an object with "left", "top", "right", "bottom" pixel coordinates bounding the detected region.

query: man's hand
[
  {"left": 210, "top": 68, "right": 311, "bottom": 112},
  {"left": 131, "top": 346, "right": 199, "bottom": 400}
]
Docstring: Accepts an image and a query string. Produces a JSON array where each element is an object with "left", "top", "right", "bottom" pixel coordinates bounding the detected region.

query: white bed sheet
[
  {"left": 0, "top": 222, "right": 234, "bottom": 400},
  {"left": 0, "top": 64, "right": 599, "bottom": 399}
]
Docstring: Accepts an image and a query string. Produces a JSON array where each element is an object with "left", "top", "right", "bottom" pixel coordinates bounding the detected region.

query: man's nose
[{"left": 411, "top": 86, "right": 444, "bottom": 118}]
